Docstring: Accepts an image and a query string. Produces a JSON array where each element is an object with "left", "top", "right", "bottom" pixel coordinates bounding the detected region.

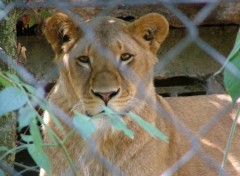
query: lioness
[{"left": 41, "top": 13, "right": 240, "bottom": 176}]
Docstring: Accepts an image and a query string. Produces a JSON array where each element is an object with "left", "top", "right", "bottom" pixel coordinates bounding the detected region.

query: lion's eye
[
  {"left": 120, "top": 53, "right": 134, "bottom": 62},
  {"left": 76, "top": 56, "right": 90, "bottom": 65}
]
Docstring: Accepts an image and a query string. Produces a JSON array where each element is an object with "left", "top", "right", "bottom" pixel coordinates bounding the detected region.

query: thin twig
[{"left": 219, "top": 105, "right": 240, "bottom": 176}]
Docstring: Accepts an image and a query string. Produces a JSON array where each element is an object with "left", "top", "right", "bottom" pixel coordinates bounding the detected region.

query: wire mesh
[{"left": 0, "top": 0, "right": 239, "bottom": 176}]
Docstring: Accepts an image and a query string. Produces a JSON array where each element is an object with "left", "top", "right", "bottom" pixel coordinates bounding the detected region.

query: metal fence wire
[{"left": 0, "top": 0, "right": 240, "bottom": 176}]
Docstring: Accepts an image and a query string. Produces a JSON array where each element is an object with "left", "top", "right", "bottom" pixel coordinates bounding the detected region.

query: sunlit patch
[
  {"left": 53, "top": 84, "right": 59, "bottom": 94},
  {"left": 201, "top": 138, "right": 219, "bottom": 148},
  {"left": 213, "top": 95, "right": 240, "bottom": 124},
  {"left": 84, "top": 19, "right": 91, "bottom": 23},
  {"left": 108, "top": 19, "right": 116, "bottom": 23},
  {"left": 216, "top": 94, "right": 232, "bottom": 102},
  {"left": 209, "top": 101, "right": 221, "bottom": 108},
  {"left": 43, "top": 111, "right": 50, "bottom": 127},
  {"left": 39, "top": 168, "right": 46, "bottom": 176},
  {"left": 209, "top": 95, "right": 232, "bottom": 108},
  {"left": 63, "top": 53, "right": 69, "bottom": 66},
  {"left": 230, "top": 111, "right": 240, "bottom": 125},
  {"left": 201, "top": 138, "right": 240, "bottom": 173}
]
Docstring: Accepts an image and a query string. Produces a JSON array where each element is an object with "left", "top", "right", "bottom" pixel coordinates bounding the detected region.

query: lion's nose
[{"left": 91, "top": 89, "right": 120, "bottom": 105}]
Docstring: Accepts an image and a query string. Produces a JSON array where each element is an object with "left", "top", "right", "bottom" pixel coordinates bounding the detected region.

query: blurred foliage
[{"left": 224, "top": 29, "right": 240, "bottom": 103}]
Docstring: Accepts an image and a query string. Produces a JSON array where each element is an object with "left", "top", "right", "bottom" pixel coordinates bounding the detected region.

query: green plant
[
  {"left": 0, "top": 71, "right": 52, "bottom": 175},
  {"left": 28, "top": 10, "right": 52, "bottom": 28},
  {"left": 223, "top": 29, "right": 240, "bottom": 103},
  {"left": 218, "top": 28, "right": 240, "bottom": 176}
]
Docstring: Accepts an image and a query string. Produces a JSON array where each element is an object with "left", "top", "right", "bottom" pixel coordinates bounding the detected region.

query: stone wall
[
  {"left": 0, "top": 115, "right": 16, "bottom": 172},
  {"left": 17, "top": 36, "right": 55, "bottom": 82},
  {"left": 154, "top": 25, "right": 238, "bottom": 96},
  {"left": 73, "top": 2, "right": 240, "bottom": 26}
]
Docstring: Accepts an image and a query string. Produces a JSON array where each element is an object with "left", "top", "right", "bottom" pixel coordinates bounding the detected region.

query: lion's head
[
  {"left": 42, "top": 13, "right": 240, "bottom": 176},
  {"left": 44, "top": 13, "right": 169, "bottom": 117}
]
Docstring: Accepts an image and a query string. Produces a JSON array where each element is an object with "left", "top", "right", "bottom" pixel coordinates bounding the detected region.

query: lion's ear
[
  {"left": 129, "top": 13, "right": 169, "bottom": 54},
  {"left": 44, "top": 13, "right": 81, "bottom": 56}
]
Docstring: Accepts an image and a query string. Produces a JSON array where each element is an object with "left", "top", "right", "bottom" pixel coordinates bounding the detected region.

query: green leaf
[
  {"left": 0, "top": 87, "right": 28, "bottom": 117},
  {"left": 102, "top": 106, "right": 134, "bottom": 139},
  {"left": 0, "top": 146, "right": 8, "bottom": 152},
  {"left": 23, "top": 84, "right": 36, "bottom": 94},
  {"left": 28, "top": 120, "right": 51, "bottom": 175},
  {"left": 27, "top": 144, "right": 51, "bottom": 175},
  {"left": 224, "top": 51, "right": 240, "bottom": 103},
  {"left": 0, "top": 146, "right": 14, "bottom": 155},
  {"left": 6, "top": 73, "right": 20, "bottom": 83},
  {"left": 0, "top": 169, "right": 5, "bottom": 176},
  {"left": 0, "top": 74, "right": 12, "bottom": 87},
  {"left": 128, "top": 112, "right": 168, "bottom": 143},
  {"left": 223, "top": 28, "right": 240, "bottom": 103},
  {"left": 29, "top": 16, "right": 36, "bottom": 28},
  {"left": 21, "top": 134, "right": 33, "bottom": 143},
  {"left": 30, "top": 120, "right": 43, "bottom": 150},
  {"left": 73, "top": 112, "right": 96, "bottom": 140},
  {"left": 216, "top": 29, "right": 240, "bottom": 77},
  {"left": 228, "top": 29, "right": 240, "bottom": 60},
  {"left": 40, "top": 11, "right": 52, "bottom": 18},
  {"left": 18, "top": 106, "right": 36, "bottom": 130}
]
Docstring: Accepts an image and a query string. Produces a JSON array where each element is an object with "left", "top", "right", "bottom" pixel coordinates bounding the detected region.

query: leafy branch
[{"left": 219, "top": 28, "right": 240, "bottom": 176}]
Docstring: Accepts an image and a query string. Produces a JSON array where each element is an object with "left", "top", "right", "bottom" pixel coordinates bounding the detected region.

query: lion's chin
[{"left": 85, "top": 105, "right": 131, "bottom": 118}]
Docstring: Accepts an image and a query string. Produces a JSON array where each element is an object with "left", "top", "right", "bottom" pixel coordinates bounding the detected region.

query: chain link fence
[{"left": 0, "top": 0, "right": 240, "bottom": 176}]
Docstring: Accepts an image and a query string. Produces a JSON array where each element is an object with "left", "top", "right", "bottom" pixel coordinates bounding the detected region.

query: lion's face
[{"left": 44, "top": 13, "right": 169, "bottom": 116}]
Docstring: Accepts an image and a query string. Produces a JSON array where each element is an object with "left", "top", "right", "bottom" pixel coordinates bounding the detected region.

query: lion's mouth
[
  {"left": 86, "top": 108, "right": 130, "bottom": 118},
  {"left": 86, "top": 110, "right": 105, "bottom": 117}
]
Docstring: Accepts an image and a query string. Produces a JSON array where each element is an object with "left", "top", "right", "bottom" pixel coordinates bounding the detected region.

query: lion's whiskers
[
  {"left": 127, "top": 97, "right": 148, "bottom": 114},
  {"left": 71, "top": 100, "right": 86, "bottom": 114}
]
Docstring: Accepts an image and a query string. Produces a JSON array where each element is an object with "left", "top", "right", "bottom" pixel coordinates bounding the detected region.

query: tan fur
[{"left": 41, "top": 13, "right": 240, "bottom": 176}]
